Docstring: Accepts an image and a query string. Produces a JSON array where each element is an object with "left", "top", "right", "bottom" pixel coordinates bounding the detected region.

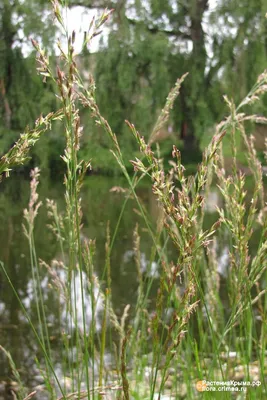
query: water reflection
[
  {"left": 217, "top": 246, "right": 230, "bottom": 278},
  {"left": 204, "top": 189, "right": 222, "bottom": 213},
  {"left": 123, "top": 250, "right": 160, "bottom": 278},
  {"left": 0, "top": 175, "right": 156, "bottom": 387}
]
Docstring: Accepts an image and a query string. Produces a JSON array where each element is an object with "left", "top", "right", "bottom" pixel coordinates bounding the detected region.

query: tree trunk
[
  {"left": 180, "top": 85, "right": 201, "bottom": 161},
  {"left": 0, "top": 2, "right": 16, "bottom": 130},
  {"left": 179, "top": 0, "right": 208, "bottom": 159}
]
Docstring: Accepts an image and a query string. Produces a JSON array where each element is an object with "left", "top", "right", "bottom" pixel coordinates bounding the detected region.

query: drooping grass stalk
[
  {"left": 0, "top": 110, "right": 63, "bottom": 181},
  {"left": 77, "top": 72, "right": 168, "bottom": 270}
]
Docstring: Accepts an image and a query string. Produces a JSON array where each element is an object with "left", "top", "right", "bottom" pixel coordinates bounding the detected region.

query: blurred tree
[
  {"left": 72, "top": 0, "right": 224, "bottom": 159},
  {"left": 0, "top": 0, "right": 58, "bottom": 171},
  {"left": 213, "top": 0, "right": 267, "bottom": 99},
  {"left": 1, "top": 0, "right": 266, "bottom": 172},
  {"left": 72, "top": 0, "right": 267, "bottom": 161}
]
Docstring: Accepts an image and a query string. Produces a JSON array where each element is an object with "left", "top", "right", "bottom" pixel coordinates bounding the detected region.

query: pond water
[
  {"left": 0, "top": 174, "right": 164, "bottom": 385},
  {"left": 0, "top": 171, "right": 264, "bottom": 396}
]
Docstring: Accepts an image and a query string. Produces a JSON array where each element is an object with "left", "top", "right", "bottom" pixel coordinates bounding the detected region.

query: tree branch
[
  {"left": 68, "top": 0, "right": 115, "bottom": 9},
  {"left": 126, "top": 17, "right": 191, "bottom": 39}
]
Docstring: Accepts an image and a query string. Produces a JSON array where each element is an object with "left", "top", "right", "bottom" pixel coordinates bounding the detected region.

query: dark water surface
[{"left": 0, "top": 174, "right": 163, "bottom": 384}]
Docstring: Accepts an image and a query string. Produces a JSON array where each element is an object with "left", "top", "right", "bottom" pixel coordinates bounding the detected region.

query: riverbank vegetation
[{"left": 0, "top": 1, "right": 267, "bottom": 399}]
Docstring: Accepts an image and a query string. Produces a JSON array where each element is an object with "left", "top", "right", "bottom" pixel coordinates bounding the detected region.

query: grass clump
[{"left": 0, "top": 2, "right": 267, "bottom": 399}]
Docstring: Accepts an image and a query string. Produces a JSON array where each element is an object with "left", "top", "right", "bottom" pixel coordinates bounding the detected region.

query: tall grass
[{"left": 1, "top": 1, "right": 267, "bottom": 399}]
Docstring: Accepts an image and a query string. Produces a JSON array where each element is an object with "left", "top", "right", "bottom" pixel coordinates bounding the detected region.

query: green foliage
[
  {"left": 0, "top": 0, "right": 59, "bottom": 172},
  {"left": 88, "top": 0, "right": 221, "bottom": 155},
  {"left": 95, "top": 27, "right": 171, "bottom": 137},
  {"left": 1, "top": 0, "right": 267, "bottom": 173}
]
